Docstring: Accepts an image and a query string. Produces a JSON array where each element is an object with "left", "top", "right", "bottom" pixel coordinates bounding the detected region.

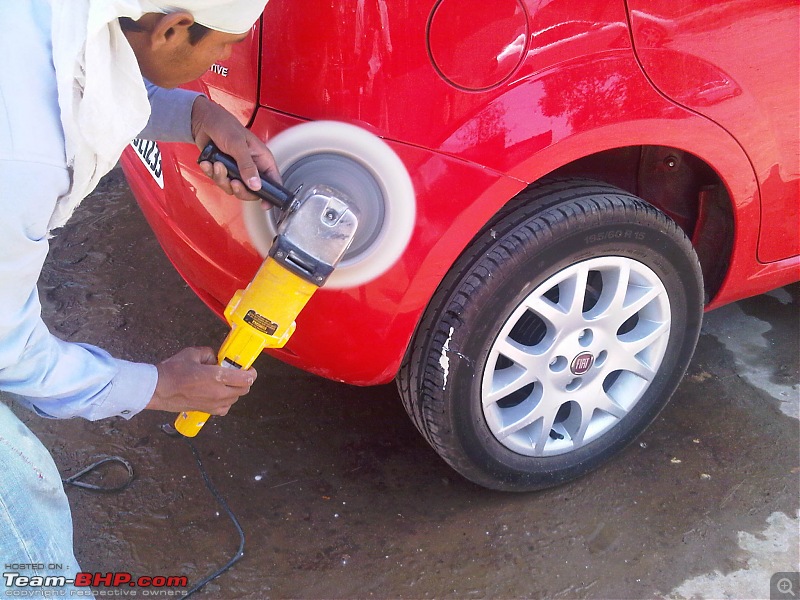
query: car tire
[{"left": 397, "top": 179, "right": 704, "bottom": 491}]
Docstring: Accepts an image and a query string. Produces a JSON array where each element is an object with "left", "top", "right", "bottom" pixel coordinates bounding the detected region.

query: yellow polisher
[{"left": 174, "top": 121, "right": 415, "bottom": 437}]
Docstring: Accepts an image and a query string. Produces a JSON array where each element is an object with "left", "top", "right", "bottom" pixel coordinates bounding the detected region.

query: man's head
[{"left": 119, "top": 1, "right": 267, "bottom": 88}]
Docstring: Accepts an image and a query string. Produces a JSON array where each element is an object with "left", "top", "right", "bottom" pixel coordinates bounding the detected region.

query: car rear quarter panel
[{"left": 625, "top": 0, "right": 799, "bottom": 264}]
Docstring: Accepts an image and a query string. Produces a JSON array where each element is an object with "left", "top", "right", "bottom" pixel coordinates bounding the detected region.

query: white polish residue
[{"left": 440, "top": 327, "right": 455, "bottom": 389}]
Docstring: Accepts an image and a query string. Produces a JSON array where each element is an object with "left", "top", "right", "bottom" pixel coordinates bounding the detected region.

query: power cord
[
  {"left": 64, "top": 426, "right": 247, "bottom": 598},
  {"left": 63, "top": 456, "right": 135, "bottom": 492},
  {"left": 178, "top": 429, "right": 246, "bottom": 598}
]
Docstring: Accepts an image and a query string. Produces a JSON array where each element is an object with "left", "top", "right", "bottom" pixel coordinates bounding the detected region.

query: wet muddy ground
[{"left": 8, "top": 169, "right": 800, "bottom": 599}]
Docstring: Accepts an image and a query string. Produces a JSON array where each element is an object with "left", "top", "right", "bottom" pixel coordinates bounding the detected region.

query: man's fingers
[
  {"left": 148, "top": 347, "right": 257, "bottom": 415},
  {"left": 249, "top": 138, "right": 282, "bottom": 184},
  {"left": 209, "top": 161, "right": 236, "bottom": 195},
  {"left": 216, "top": 366, "right": 257, "bottom": 388},
  {"left": 205, "top": 153, "right": 267, "bottom": 201},
  {"left": 198, "top": 160, "right": 213, "bottom": 178},
  {"left": 196, "top": 347, "right": 219, "bottom": 366},
  {"left": 227, "top": 148, "right": 260, "bottom": 192}
]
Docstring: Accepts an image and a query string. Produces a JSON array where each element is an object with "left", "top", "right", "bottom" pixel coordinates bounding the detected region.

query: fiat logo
[{"left": 570, "top": 352, "right": 595, "bottom": 375}]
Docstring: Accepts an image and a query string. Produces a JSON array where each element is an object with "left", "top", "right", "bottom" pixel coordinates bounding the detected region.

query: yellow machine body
[{"left": 174, "top": 257, "right": 318, "bottom": 437}]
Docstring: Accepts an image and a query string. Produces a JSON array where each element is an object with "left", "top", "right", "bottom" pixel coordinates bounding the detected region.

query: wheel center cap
[{"left": 570, "top": 352, "right": 595, "bottom": 375}]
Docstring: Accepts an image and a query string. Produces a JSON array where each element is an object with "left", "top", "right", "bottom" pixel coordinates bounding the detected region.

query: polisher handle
[
  {"left": 174, "top": 410, "right": 209, "bottom": 438},
  {"left": 198, "top": 142, "right": 295, "bottom": 211}
]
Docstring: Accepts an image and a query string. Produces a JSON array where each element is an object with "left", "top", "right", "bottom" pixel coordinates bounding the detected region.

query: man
[{"left": 0, "top": 0, "right": 274, "bottom": 584}]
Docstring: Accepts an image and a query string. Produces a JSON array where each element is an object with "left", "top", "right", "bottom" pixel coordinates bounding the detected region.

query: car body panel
[
  {"left": 122, "top": 0, "right": 799, "bottom": 387},
  {"left": 626, "top": 0, "right": 800, "bottom": 263}
]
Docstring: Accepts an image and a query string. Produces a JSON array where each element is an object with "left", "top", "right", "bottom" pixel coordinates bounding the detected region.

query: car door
[{"left": 626, "top": 0, "right": 799, "bottom": 263}]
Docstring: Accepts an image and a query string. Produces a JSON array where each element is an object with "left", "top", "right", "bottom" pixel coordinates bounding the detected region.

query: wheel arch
[
  {"left": 485, "top": 116, "right": 758, "bottom": 307},
  {"left": 546, "top": 144, "right": 733, "bottom": 304}
]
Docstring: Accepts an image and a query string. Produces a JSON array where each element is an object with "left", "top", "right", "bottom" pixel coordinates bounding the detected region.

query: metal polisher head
[
  {"left": 242, "top": 121, "right": 416, "bottom": 289},
  {"left": 281, "top": 154, "right": 383, "bottom": 261}
]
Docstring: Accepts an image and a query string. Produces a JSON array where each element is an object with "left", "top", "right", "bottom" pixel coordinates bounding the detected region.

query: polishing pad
[{"left": 242, "top": 121, "right": 416, "bottom": 289}]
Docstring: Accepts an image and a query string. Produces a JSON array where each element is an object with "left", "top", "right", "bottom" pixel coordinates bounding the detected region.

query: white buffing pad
[{"left": 242, "top": 121, "right": 416, "bottom": 289}]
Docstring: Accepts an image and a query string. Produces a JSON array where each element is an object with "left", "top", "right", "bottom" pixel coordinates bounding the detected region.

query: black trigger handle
[{"left": 198, "top": 142, "right": 295, "bottom": 212}]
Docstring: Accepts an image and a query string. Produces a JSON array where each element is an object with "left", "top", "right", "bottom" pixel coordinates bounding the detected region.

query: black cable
[
  {"left": 64, "top": 427, "right": 245, "bottom": 597},
  {"left": 62, "top": 456, "right": 135, "bottom": 492},
  {"left": 181, "top": 435, "right": 246, "bottom": 598}
]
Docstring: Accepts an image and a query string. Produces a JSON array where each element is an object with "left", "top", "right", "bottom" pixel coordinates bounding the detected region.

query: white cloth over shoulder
[{"left": 48, "top": 0, "right": 268, "bottom": 231}]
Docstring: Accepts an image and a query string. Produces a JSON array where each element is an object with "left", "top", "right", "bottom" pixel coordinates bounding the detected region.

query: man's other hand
[
  {"left": 146, "top": 347, "right": 256, "bottom": 415},
  {"left": 191, "top": 96, "right": 281, "bottom": 201}
]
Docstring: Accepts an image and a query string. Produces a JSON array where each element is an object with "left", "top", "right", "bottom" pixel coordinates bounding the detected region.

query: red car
[{"left": 122, "top": 0, "right": 799, "bottom": 491}]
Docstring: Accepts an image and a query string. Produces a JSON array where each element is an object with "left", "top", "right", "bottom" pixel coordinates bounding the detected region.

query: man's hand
[
  {"left": 191, "top": 95, "right": 281, "bottom": 201},
  {"left": 145, "top": 347, "right": 256, "bottom": 415}
]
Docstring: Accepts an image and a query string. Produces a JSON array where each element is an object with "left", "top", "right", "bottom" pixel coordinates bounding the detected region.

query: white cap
[{"left": 151, "top": 1, "right": 269, "bottom": 34}]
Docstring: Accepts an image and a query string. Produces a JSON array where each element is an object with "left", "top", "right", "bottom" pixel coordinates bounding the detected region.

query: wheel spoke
[
  {"left": 571, "top": 405, "right": 594, "bottom": 446},
  {"left": 620, "top": 319, "right": 670, "bottom": 354},
  {"left": 494, "top": 337, "right": 549, "bottom": 369},
  {"left": 483, "top": 367, "right": 537, "bottom": 407},
  {"left": 522, "top": 267, "right": 590, "bottom": 328},
  {"left": 608, "top": 262, "right": 632, "bottom": 313},
  {"left": 523, "top": 295, "right": 567, "bottom": 329},
  {"left": 494, "top": 406, "right": 543, "bottom": 440},
  {"left": 561, "top": 265, "right": 590, "bottom": 319},
  {"left": 613, "top": 352, "right": 658, "bottom": 381},
  {"left": 595, "top": 393, "right": 630, "bottom": 420},
  {"left": 587, "top": 262, "right": 631, "bottom": 319},
  {"left": 619, "top": 285, "right": 663, "bottom": 323},
  {"left": 532, "top": 410, "right": 558, "bottom": 455}
]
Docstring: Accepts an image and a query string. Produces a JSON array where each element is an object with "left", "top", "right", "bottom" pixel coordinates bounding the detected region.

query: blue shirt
[{"left": 0, "top": 0, "right": 200, "bottom": 420}]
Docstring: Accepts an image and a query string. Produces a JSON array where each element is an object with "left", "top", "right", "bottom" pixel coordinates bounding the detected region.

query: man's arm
[
  {"left": 0, "top": 161, "right": 156, "bottom": 420},
  {"left": 138, "top": 82, "right": 200, "bottom": 143},
  {"left": 0, "top": 158, "right": 256, "bottom": 420}
]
